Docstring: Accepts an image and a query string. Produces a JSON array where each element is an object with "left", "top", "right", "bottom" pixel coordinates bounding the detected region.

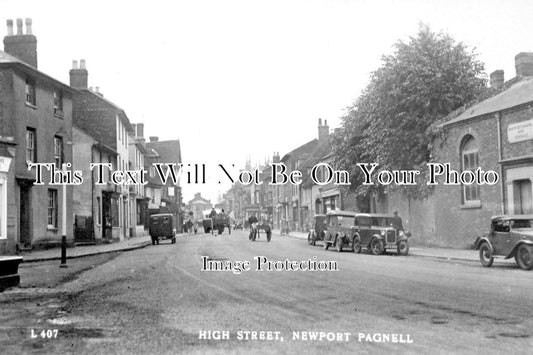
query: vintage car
[
  {"left": 352, "top": 213, "right": 410, "bottom": 255},
  {"left": 203, "top": 214, "right": 232, "bottom": 235},
  {"left": 322, "top": 210, "right": 357, "bottom": 252},
  {"left": 149, "top": 213, "right": 177, "bottom": 245},
  {"left": 475, "top": 215, "right": 533, "bottom": 270},
  {"left": 307, "top": 214, "right": 326, "bottom": 246}
]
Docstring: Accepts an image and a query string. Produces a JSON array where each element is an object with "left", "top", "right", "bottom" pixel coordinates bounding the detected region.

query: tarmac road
[{"left": 1, "top": 229, "right": 532, "bottom": 354}]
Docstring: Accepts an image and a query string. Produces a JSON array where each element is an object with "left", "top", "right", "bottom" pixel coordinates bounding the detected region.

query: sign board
[
  {"left": 0, "top": 156, "right": 12, "bottom": 173},
  {"left": 508, "top": 119, "right": 533, "bottom": 143}
]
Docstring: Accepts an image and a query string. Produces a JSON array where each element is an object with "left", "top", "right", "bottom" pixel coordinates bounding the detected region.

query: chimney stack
[
  {"left": 273, "top": 151, "right": 280, "bottom": 163},
  {"left": 515, "top": 52, "right": 533, "bottom": 77},
  {"left": 490, "top": 70, "right": 504, "bottom": 90},
  {"left": 149, "top": 136, "right": 159, "bottom": 142},
  {"left": 69, "top": 58, "right": 88, "bottom": 89},
  {"left": 318, "top": 118, "right": 329, "bottom": 141},
  {"left": 136, "top": 123, "right": 144, "bottom": 138},
  {"left": 3, "top": 18, "right": 38, "bottom": 68}
]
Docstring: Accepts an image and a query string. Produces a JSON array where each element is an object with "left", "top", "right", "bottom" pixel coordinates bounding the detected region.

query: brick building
[
  {"left": 70, "top": 59, "right": 133, "bottom": 241},
  {"left": 0, "top": 19, "right": 75, "bottom": 253},
  {"left": 386, "top": 52, "right": 533, "bottom": 248}
]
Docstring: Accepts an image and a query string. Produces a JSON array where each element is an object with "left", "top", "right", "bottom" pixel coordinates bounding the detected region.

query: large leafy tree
[{"left": 332, "top": 24, "right": 486, "bottom": 199}]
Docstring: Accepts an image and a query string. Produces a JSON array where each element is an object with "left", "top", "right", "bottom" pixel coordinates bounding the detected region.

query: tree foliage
[{"left": 332, "top": 24, "right": 487, "bottom": 199}]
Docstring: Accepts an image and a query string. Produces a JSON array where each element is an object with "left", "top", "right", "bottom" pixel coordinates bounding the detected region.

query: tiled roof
[
  {"left": 0, "top": 49, "right": 76, "bottom": 93},
  {"left": 146, "top": 140, "right": 182, "bottom": 165},
  {"left": 444, "top": 77, "right": 533, "bottom": 126}
]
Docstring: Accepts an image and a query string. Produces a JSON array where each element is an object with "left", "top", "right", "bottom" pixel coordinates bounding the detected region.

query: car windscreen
[{"left": 337, "top": 216, "right": 355, "bottom": 227}]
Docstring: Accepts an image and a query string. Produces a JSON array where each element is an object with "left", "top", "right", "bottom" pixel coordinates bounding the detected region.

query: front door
[
  {"left": 19, "top": 183, "right": 32, "bottom": 248},
  {"left": 102, "top": 193, "right": 112, "bottom": 241}
]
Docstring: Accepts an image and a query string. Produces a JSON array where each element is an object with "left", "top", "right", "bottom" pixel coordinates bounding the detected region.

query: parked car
[
  {"left": 475, "top": 215, "right": 533, "bottom": 270},
  {"left": 149, "top": 213, "right": 177, "bottom": 245},
  {"left": 308, "top": 214, "right": 326, "bottom": 246},
  {"left": 352, "top": 213, "right": 410, "bottom": 255},
  {"left": 322, "top": 210, "right": 357, "bottom": 252}
]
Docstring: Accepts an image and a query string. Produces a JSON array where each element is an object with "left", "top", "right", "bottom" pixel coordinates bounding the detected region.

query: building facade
[
  {"left": 0, "top": 19, "right": 75, "bottom": 253},
  {"left": 386, "top": 53, "right": 533, "bottom": 248},
  {"left": 70, "top": 59, "right": 133, "bottom": 241}
]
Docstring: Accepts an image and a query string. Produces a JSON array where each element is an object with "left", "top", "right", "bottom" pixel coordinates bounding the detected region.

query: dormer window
[
  {"left": 53, "top": 89, "right": 63, "bottom": 117},
  {"left": 25, "top": 78, "right": 36, "bottom": 106}
]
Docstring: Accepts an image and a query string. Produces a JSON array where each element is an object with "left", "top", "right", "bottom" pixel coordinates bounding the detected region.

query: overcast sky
[{"left": 2, "top": 0, "right": 532, "bottom": 202}]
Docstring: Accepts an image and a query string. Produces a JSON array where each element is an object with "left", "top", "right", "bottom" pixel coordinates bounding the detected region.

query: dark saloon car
[
  {"left": 352, "top": 213, "right": 410, "bottom": 255},
  {"left": 322, "top": 210, "right": 357, "bottom": 252},
  {"left": 475, "top": 215, "right": 533, "bottom": 270},
  {"left": 149, "top": 213, "right": 177, "bottom": 245},
  {"left": 307, "top": 214, "right": 326, "bottom": 246}
]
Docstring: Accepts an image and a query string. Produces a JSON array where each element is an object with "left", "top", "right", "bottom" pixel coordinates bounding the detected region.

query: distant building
[{"left": 187, "top": 193, "right": 212, "bottom": 221}]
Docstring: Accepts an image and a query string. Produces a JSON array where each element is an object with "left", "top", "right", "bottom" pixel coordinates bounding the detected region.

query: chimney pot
[
  {"left": 25, "top": 18, "right": 32, "bottom": 35},
  {"left": 89, "top": 86, "right": 93, "bottom": 91},
  {"left": 72, "top": 60, "right": 78, "bottom": 69},
  {"left": 6, "top": 19, "right": 13, "bottom": 36},
  {"left": 490, "top": 70, "right": 504, "bottom": 90},
  {"left": 515, "top": 52, "right": 533, "bottom": 77},
  {"left": 80, "top": 59, "right": 86, "bottom": 69},
  {"left": 324, "top": 119, "right": 328, "bottom": 126},
  {"left": 16, "top": 18, "right": 23, "bottom": 35},
  {"left": 318, "top": 118, "right": 322, "bottom": 126},
  {"left": 95, "top": 86, "right": 100, "bottom": 93}
]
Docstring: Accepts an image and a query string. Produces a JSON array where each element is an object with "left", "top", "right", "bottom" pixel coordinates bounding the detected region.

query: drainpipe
[{"left": 496, "top": 112, "right": 504, "bottom": 214}]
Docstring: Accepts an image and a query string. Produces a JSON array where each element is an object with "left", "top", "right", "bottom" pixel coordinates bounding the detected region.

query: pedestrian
[{"left": 391, "top": 211, "right": 404, "bottom": 231}]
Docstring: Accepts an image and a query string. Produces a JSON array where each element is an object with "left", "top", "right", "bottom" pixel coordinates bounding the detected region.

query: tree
[{"left": 332, "top": 24, "right": 487, "bottom": 199}]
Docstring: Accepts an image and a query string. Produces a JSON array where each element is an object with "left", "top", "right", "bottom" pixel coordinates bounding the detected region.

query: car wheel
[
  {"left": 352, "top": 237, "right": 361, "bottom": 253},
  {"left": 515, "top": 244, "right": 533, "bottom": 270},
  {"left": 336, "top": 237, "right": 343, "bottom": 252},
  {"left": 370, "top": 238, "right": 384, "bottom": 255},
  {"left": 479, "top": 242, "right": 494, "bottom": 267},
  {"left": 397, "top": 240, "right": 409, "bottom": 256}
]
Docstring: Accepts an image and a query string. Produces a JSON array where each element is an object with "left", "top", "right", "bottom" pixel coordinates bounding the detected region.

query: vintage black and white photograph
[{"left": 1, "top": 0, "right": 532, "bottom": 354}]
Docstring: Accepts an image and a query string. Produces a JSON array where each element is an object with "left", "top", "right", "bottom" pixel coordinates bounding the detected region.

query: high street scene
[{"left": 1, "top": 0, "right": 533, "bottom": 354}]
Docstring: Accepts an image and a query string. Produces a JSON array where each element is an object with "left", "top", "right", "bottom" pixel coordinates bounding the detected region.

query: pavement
[
  {"left": 272, "top": 229, "right": 483, "bottom": 262},
  {"left": 18, "top": 234, "right": 153, "bottom": 262},
  {"left": 10, "top": 229, "right": 488, "bottom": 263}
]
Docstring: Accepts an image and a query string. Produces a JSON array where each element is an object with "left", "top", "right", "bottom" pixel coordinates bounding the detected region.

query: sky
[{"left": 2, "top": 0, "right": 533, "bottom": 203}]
